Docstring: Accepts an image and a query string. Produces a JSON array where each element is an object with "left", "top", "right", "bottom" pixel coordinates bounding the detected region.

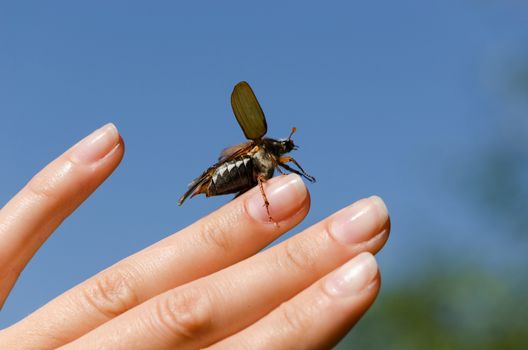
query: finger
[
  {"left": 0, "top": 124, "right": 123, "bottom": 309},
  {"left": 3, "top": 174, "right": 309, "bottom": 349},
  {"left": 58, "top": 197, "right": 388, "bottom": 350},
  {"left": 209, "top": 252, "right": 380, "bottom": 350}
]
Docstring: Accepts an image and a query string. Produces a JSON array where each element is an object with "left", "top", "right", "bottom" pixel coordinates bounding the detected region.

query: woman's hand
[{"left": 0, "top": 124, "right": 390, "bottom": 350}]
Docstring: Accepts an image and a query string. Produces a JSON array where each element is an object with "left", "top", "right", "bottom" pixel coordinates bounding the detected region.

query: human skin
[{"left": 0, "top": 124, "right": 390, "bottom": 349}]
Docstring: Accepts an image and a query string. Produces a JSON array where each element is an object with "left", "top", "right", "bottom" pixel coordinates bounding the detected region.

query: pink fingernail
[
  {"left": 247, "top": 174, "right": 307, "bottom": 223},
  {"left": 329, "top": 196, "right": 388, "bottom": 245},
  {"left": 70, "top": 123, "right": 120, "bottom": 164},
  {"left": 324, "top": 252, "right": 378, "bottom": 296}
]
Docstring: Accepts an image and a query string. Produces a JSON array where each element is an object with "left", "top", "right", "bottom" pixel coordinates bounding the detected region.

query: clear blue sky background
[{"left": 1, "top": 1, "right": 527, "bottom": 327}]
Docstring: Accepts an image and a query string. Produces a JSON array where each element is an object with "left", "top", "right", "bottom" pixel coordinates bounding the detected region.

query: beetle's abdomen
[{"left": 208, "top": 157, "right": 256, "bottom": 195}]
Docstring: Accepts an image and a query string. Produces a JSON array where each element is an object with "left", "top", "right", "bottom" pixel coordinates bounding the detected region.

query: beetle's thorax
[{"left": 252, "top": 145, "right": 275, "bottom": 179}]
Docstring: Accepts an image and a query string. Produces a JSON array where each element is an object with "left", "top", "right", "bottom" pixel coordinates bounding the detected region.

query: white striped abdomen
[{"left": 208, "top": 157, "right": 257, "bottom": 195}]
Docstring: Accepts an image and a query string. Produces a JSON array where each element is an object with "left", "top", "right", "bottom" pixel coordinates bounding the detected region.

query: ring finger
[{"left": 210, "top": 253, "right": 380, "bottom": 350}]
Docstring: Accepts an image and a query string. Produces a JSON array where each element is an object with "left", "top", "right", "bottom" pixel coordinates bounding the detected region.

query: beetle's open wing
[
  {"left": 231, "top": 81, "right": 267, "bottom": 140},
  {"left": 218, "top": 141, "right": 253, "bottom": 161}
]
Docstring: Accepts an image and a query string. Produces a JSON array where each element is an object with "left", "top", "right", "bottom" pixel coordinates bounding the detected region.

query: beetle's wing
[
  {"left": 231, "top": 81, "right": 267, "bottom": 140},
  {"left": 177, "top": 165, "right": 218, "bottom": 205},
  {"left": 179, "top": 142, "right": 258, "bottom": 205},
  {"left": 218, "top": 141, "right": 253, "bottom": 161}
]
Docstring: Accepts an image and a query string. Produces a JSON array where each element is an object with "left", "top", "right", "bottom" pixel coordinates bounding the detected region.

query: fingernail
[
  {"left": 70, "top": 123, "right": 120, "bottom": 164},
  {"left": 324, "top": 252, "right": 378, "bottom": 296},
  {"left": 329, "top": 196, "right": 388, "bottom": 245},
  {"left": 247, "top": 174, "right": 307, "bottom": 223}
]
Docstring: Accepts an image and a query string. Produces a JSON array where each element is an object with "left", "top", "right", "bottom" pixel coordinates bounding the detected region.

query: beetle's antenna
[{"left": 288, "top": 127, "right": 297, "bottom": 140}]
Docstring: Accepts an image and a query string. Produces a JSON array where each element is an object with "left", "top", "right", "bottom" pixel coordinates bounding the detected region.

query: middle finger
[{"left": 61, "top": 196, "right": 389, "bottom": 350}]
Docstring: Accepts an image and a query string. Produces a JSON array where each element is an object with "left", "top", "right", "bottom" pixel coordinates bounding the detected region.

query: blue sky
[{"left": 1, "top": 1, "right": 527, "bottom": 326}]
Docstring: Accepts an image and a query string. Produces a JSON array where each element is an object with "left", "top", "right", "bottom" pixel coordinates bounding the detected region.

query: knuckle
[
  {"left": 25, "top": 160, "right": 79, "bottom": 204},
  {"left": 277, "top": 301, "right": 313, "bottom": 335},
  {"left": 196, "top": 215, "right": 235, "bottom": 253},
  {"left": 81, "top": 266, "right": 139, "bottom": 319},
  {"left": 152, "top": 288, "right": 213, "bottom": 340},
  {"left": 27, "top": 172, "right": 62, "bottom": 203},
  {"left": 278, "top": 238, "right": 319, "bottom": 274}
]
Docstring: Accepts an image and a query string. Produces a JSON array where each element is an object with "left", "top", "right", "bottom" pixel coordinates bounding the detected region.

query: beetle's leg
[
  {"left": 257, "top": 175, "right": 278, "bottom": 227},
  {"left": 278, "top": 163, "right": 309, "bottom": 181},
  {"left": 279, "top": 156, "right": 316, "bottom": 182}
]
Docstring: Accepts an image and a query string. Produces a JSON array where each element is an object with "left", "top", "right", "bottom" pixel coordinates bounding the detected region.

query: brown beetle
[{"left": 178, "top": 81, "right": 315, "bottom": 222}]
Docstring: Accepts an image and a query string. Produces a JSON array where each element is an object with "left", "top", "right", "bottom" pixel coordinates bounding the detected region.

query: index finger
[{"left": 3, "top": 174, "right": 310, "bottom": 349}]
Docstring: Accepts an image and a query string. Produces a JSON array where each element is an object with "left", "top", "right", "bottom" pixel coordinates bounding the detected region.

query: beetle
[{"left": 178, "top": 81, "right": 315, "bottom": 223}]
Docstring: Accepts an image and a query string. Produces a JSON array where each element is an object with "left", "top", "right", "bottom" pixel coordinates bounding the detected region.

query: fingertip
[
  {"left": 368, "top": 195, "right": 389, "bottom": 226},
  {"left": 324, "top": 252, "right": 379, "bottom": 297},
  {"left": 84, "top": 124, "right": 125, "bottom": 172},
  {"left": 69, "top": 123, "right": 120, "bottom": 165},
  {"left": 245, "top": 174, "right": 309, "bottom": 224},
  {"left": 108, "top": 133, "right": 126, "bottom": 164},
  {"left": 329, "top": 197, "right": 388, "bottom": 246}
]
